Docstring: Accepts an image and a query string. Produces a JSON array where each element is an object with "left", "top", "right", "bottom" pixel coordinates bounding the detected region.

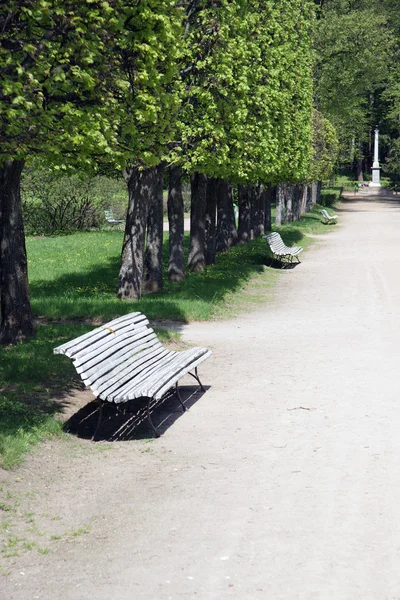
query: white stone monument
[{"left": 369, "top": 128, "right": 381, "bottom": 187}]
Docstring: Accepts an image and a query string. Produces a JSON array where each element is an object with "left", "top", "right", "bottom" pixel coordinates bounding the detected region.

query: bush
[
  {"left": 320, "top": 190, "right": 341, "bottom": 206},
  {"left": 22, "top": 168, "right": 127, "bottom": 235}
]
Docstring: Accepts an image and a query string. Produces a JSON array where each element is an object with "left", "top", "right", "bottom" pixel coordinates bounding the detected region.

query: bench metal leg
[
  {"left": 188, "top": 367, "right": 205, "bottom": 392},
  {"left": 92, "top": 399, "right": 104, "bottom": 441},
  {"left": 175, "top": 383, "right": 187, "bottom": 412},
  {"left": 147, "top": 399, "right": 160, "bottom": 438}
]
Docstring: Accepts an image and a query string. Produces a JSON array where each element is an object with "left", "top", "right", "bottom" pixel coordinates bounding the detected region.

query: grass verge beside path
[{"left": 0, "top": 203, "right": 337, "bottom": 468}]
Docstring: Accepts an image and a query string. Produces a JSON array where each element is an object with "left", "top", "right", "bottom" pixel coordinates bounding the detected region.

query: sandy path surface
[{"left": 3, "top": 197, "right": 400, "bottom": 599}]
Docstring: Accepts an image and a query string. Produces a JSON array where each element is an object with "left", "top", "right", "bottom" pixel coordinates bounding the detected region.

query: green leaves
[
  {"left": 314, "top": 0, "right": 395, "bottom": 158},
  {"left": 1, "top": 1, "right": 318, "bottom": 182},
  {"left": 0, "top": 0, "right": 121, "bottom": 165},
  {"left": 174, "top": 0, "right": 315, "bottom": 184}
]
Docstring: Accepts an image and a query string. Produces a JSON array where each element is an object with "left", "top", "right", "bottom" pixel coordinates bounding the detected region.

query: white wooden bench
[
  {"left": 320, "top": 209, "right": 337, "bottom": 225},
  {"left": 54, "top": 312, "right": 211, "bottom": 439},
  {"left": 104, "top": 209, "right": 123, "bottom": 225},
  {"left": 263, "top": 232, "right": 303, "bottom": 266}
]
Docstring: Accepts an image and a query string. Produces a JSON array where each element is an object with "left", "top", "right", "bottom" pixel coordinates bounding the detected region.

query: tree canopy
[{"left": 314, "top": 0, "right": 398, "bottom": 171}]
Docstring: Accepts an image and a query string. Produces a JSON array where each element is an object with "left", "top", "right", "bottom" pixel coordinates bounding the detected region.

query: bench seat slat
[
  {"left": 93, "top": 347, "right": 173, "bottom": 398},
  {"left": 82, "top": 336, "right": 164, "bottom": 389},
  {"left": 75, "top": 327, "right": 157, "bottom": 372},
  {"left": 72, "top": 323, "right": 151, "bottom": 364},
  {"left": 114, "top": 347, "right": 211, "bottom": 402},
  {"left": 109, "top": 347, "right": 181, "bottom": 401},
  {"left": 144, "top": 349, "right": 211, "bottom": 400},
  {"left": 54, "top": 313, "right": 147, "bottom": 357}
]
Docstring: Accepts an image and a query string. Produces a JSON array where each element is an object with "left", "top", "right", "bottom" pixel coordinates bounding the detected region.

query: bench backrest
[
  {"left": 320, "top": 209, "right": 330, "bottom": 218},
  {"left": 54, "top": 313, "right": 164, "bottom": 392},
  {"left": 265, "top": 232, "right": 287, "bottom": 253}
]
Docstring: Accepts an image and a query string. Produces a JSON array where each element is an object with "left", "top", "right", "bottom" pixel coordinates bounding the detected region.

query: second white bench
[{"left": 263, "top": 232, "right": 303, "bottom": 266}]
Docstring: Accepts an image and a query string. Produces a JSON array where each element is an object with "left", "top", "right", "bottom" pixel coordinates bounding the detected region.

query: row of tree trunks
[
  {"left": 274, "top": 182, "right": 320, "bottom": 227},
  {"left": 239, "top": 183, "right": 273, "bottom": 240},
  {"left": 117, "top": 167, "right": 321, "bottom": 306},
  {"left": 0, "top": 160, "right": 35, "bottom": 345},
  {"left": 189, "top": 175, "right": 239, "bottom": 270}
]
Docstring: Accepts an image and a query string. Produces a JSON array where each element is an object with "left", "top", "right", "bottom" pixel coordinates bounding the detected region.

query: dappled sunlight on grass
[{"left": 27, "top": 230, "right": 274, "bottom": 322}]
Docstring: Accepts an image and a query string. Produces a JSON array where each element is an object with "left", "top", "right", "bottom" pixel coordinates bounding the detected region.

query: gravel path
[{"left": 3, "top": 197, "right": 400, "bottom": 599}]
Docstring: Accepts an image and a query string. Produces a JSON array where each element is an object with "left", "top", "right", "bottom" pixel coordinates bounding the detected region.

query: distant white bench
[
  {"left": 263, "top": 232, "right": 303, "bottom": 266},
  {"left": 104, "top": 209, "right": 123, "bottom": 225},
  {"left": 320, "top": 209, "right": 337, "bottom": 225},
  {"left": 54, "top": 312, "right": 211, "bottom": 439}
]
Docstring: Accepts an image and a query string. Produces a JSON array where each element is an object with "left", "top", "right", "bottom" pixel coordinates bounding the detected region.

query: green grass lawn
[{"left": 0, "top": 203, "right": 337, "bottom": 468}]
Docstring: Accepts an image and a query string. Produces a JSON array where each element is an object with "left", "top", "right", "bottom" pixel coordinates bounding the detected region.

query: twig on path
[{"left": 287, "top": 406, "right": 316, "bottom": 412}]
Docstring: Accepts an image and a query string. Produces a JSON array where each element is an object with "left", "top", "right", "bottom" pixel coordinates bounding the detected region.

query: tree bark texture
[
  {"left": 238, "top": 184, "right": 251, "bottom": 243},
  {"left": 216, "top": 180, "right": 238, "bottom": 253},
  {"left": 356, "top": 157, "right": 364, "bottom": 182},
  {"left": 292, "top": 184, "right": 302, "bottom": 221},
  {"left": 167, "top": 166, "right": 185, "bottom": 282},
  {"left": 250, "top": 184, "right": 265, "bottom": 237},
  {"left": 285, "top": 184, "right": 294, "bottom": 223},
  {"left": 204, "top": 177, "right": 218, "bottom": 264},
  {"left": 264, "top": 185, "right": 273, "bottom": 232},
  {"left": 301, "top": 185, "right": 311, "bottom": 215},
  {"left": 275, "top": 183, "right": 285, "bottom": 227},
  {"left": 305, "top": 185, "right": 313, "bottom": 212},
  {"left": 316, "top": 181, "right": 322, "bottom": 204},
  {"left": 0, "top": 160, "right": 35, "bottom": 345},
  {"left": 311, "top": 181, "right": 319, "bottom": 205},
  {"left": 188, "top": 172, "right": 207, "bottom": 272},
  {"left": 118, "top": 167, "right": 155, "bottom": 300},
  {"left": 143, "top": 164, "right": 164, "bottom": 294}
]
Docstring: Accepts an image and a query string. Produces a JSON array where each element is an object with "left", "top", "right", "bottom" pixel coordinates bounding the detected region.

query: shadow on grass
[
  {"left": 29, "top": 234, "right": 270, "bottom": 322},
  {"left": 0, "top": 323, "right": 92, "bottom": 467},
  {"left": 64, "top": 385, "right": 208, "bottom": 441}
]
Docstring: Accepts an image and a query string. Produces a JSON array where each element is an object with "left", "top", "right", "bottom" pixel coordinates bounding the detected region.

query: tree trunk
[
  {"left": 311, "top": 181, "right": 318, "bottom": 205},
  {"left": 188, "top": 172, "right": 207, "bottom": 272},
  {"left": 167, "top": 166, "right": 185, "bottom": 282},
  {"left": 316, "top": 181, "right": 322, "bottom": 204},
  {"left": 292, "top": 184, "right": 303, "bottom": 221},
  {"left": 305, "top": 184, "right": 313, "bottom": 212},
  {"left": 264, "top": 185, "right": 273, "bottom": 232},
  {"left": 285, "top": 184, "right": 294, "bottom": 222},
  {"left": 238, "top": 184, "right": 251, "bottom": 243},
  {"left": 0, "top": 159, "right": 35, "bottom": 345},
  {"left": 204, "top": 177, "right": 218, "bottom": 265},
  {"left": 251, "top": 184, "right": 265, "bottom": 237},
  {"left": 356, "top": 157, "right": 364, "bottom": 182},
  {"left": 143, "top": 164, "right": 164, "bottom": 294},
  {"left": 275, "top": 183, "right": 285, "bottom": 227},
  {"left": 300, "top": 184, "right": 309, "bottom": 215},
  {"left": 216, "top": 180, "right": 238, "bottom": 252},
  {"left": 118, "top": 166, "right": 154, "bottom": 300}
]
